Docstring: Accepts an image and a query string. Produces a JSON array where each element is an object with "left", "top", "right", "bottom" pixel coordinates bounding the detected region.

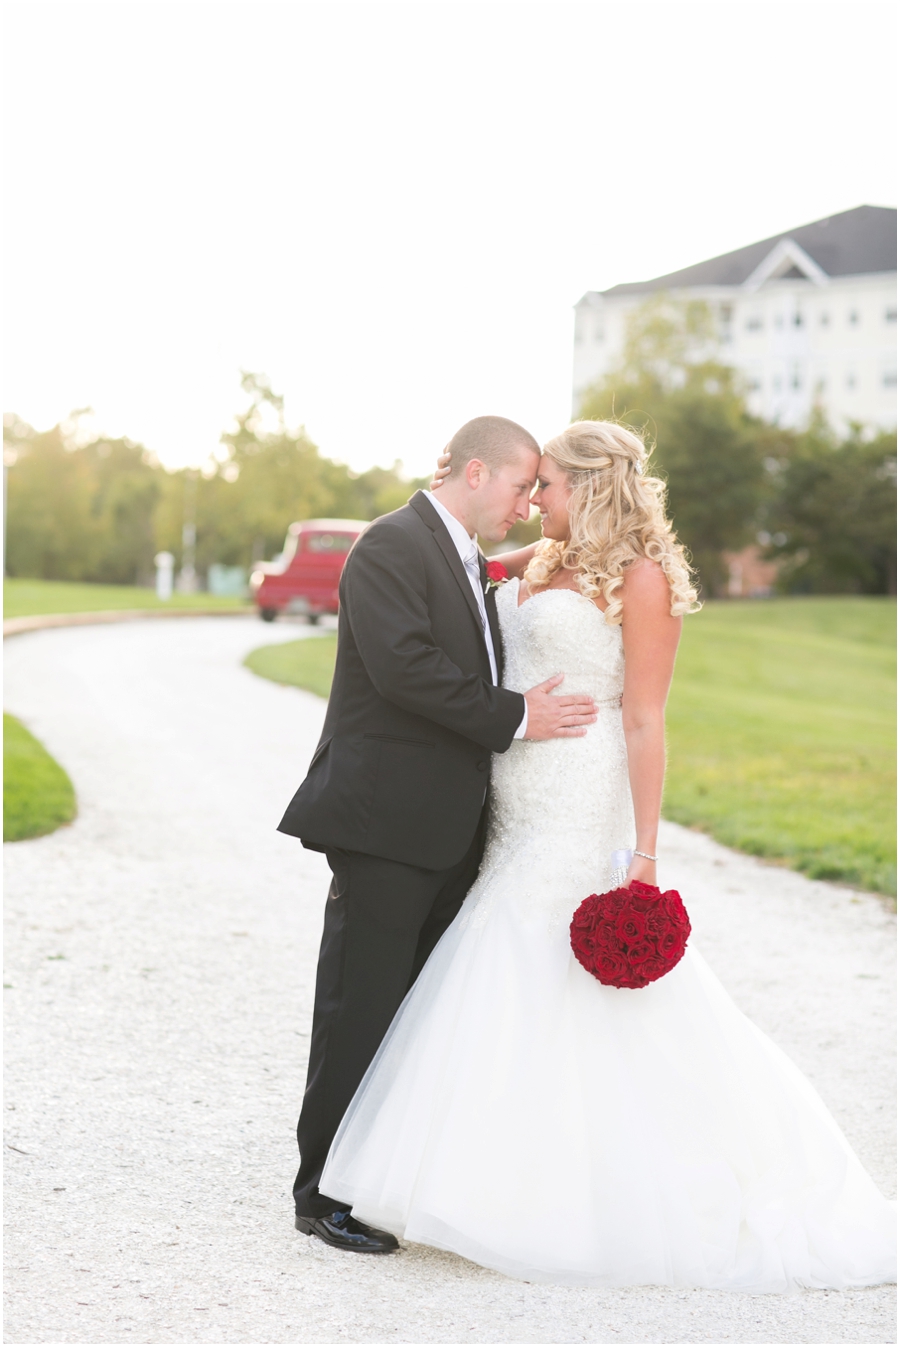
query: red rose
[
  {"left": 659, "top": 928, "right": 682, "bottom": 957},
  {"left": 615, "top": 967, "right": 648, "bottom": 990},
  {"left": 639, "top": 957, "right": 668, "bottom": 982},
  {"left": 615, "top": 911, "right": 647, "bottom": 944},
  {"left": 484, "top": 560, "right": 509, "bottom": 584},
  {"left": 644, "top": 910, "right": 665, "bottom": 937},
  {"left": 594, "top": 951, "right": 631, "bottom": 983},
  {"left": 625, "top": 940, "right": 654, "bottom": 965}
]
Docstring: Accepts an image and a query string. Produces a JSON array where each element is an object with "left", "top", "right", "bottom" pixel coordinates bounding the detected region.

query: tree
[
  {"left": 764, "top": 421, "right": 897, "bottom": 595},
  {"left": 193, "top": 372, "right": 422, "bottom": 570},
  {"left": 4, "top": 414, "right": 160, "bottom": 583},
  {"left": 578, "top": 296, "right": 768, "bottom": 594}
]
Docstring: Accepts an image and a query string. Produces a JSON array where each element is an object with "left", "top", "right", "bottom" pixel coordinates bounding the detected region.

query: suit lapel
[
  {"left": 480, "top": 555, "right": 505, "bottom": 681},
  {"left": 409, "top": 492, "right": 491, "bottom": 663}
]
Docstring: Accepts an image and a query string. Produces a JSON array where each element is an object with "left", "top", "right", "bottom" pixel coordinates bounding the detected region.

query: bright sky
[{"left": 3, "top": 0, "right": 896, "bottom": 477}]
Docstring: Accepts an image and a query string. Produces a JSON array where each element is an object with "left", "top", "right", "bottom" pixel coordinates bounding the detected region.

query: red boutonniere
[{"left": 484, "top": 560, "right": 509, "bottom": 592}]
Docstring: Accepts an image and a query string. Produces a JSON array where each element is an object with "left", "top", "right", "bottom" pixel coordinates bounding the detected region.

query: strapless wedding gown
[{"left": 320, "top": 579, "right": 896, "bottom": 1291}]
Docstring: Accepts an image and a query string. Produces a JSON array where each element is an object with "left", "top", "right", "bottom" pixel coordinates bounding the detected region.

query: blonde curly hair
[{"left": 523, "top": 420, "right": 699, "bottom": 626}]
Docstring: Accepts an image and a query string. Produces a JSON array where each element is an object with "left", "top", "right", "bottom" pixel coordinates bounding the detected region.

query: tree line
[
  {"left": 3, "top": 374, "right": 423, "bottom": 587},
  {"left": 4, "top": 323, "right": 896, "bottom": 596}
]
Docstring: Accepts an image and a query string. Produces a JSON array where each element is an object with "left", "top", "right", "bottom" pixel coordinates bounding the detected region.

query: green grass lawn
[
  {"left": 665, "top": 598, "right": 895, "bottom": 896},
  {"left": 4, "top": 577, "right": 250, "bottom": 619},
  {"left": 246, "top": 598, "right": 896, "bottom": 896},
  {"left": 244, "top": 635, "right": 338, "bottom": 700},
  {"left": 4, "top": 713, "right": 77, "bottom": 841}
]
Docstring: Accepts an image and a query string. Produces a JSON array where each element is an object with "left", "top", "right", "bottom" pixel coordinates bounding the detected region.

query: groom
[{"left": 278, "top": 415, "right": 597, "bottom": 1253}]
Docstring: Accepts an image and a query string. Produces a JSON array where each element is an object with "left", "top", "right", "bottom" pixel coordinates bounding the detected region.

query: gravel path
[{"left": 3, "top": 617, "right": 895, "bottom": 1345}]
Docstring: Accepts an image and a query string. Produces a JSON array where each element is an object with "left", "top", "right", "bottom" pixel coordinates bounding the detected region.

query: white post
[
  {"left": 177, "top": 470, "right": 198, "bottom": 593},
  {"left": 154, "top": 551, "right": 175, "bottom": 601}
]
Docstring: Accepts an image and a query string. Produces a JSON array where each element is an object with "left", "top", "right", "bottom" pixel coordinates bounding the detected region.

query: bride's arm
[
  {"left": 620, "top": 561, "right": 682, "bottom": 887},
  {"left": 492, "top": 543, "right": 539, "bottom": 579}
]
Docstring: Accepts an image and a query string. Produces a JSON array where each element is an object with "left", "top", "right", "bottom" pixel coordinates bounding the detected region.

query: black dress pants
[{"left": 293, "top": 811, "right": 486, "bottom": 1218}]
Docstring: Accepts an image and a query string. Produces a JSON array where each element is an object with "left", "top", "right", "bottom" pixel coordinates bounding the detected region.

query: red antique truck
[{"left": 250, "top": 518, "right": 369, "bottom": 622}]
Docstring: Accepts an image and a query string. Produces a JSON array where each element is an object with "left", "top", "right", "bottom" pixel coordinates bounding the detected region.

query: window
[
  {"left": 774, "top": 315, "right": 784, "bottom": 330},
  {"left": 307, "top": 533, "right": 355, "bottom": 554},
  {"left": 793, "top": 312, "right": 803, "bottom": 327},
  {"left": 815, "top": 377, "right": 827, "bottom": 394},
  {"left": 887, "top": 308, "right": 897, "bottom": 323},
  {"left": 819, "top": 312, "right": 830, "bottom": 327},
  {"left": 848, "top": 310, "right": 859, "bottom": 325},
  {"left": 846, "top": 373, "right": 857, "bottom": 390},
  {"left": 748, "top": 378, "right": 762, "bottom": 391},
  {"left": 791, "top": 370, "right": 802, "bottom": 390},
  {"left": 773, "top": 376, "right": 782, "bottom": 392},
  {"left": 884, "top": 371, "right": 898, "bottom": 388},
  {"left": 745, "top": 315, "right": 763, "bottom": 332},
  {"left": 594, "top": 326, "right": 605, "bottom": 342}
]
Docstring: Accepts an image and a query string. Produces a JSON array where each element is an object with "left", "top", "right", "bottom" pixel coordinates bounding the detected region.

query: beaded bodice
[
  {"left": 461, "top": 578, "right": 635, "bottom": 932},
  {"left": 497, "top": 578, "right": 625, "bottom": 705}
]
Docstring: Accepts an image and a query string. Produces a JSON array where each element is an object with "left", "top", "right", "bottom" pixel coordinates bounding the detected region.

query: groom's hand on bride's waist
[{"left": 523, "top": 675, "right": 598, "bottom": 739}]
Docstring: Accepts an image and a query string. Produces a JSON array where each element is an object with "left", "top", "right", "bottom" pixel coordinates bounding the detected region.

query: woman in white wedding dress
[{"left": 320, "top": 420, "right": 896, "bottom": 1291}]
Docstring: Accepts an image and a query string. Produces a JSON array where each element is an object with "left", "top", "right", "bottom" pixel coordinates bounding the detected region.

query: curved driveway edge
[{"left": 4, "top": 609, "right": 250, "bottom": 638}]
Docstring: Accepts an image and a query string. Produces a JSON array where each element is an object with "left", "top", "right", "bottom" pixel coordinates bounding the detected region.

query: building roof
[{"left": 599, "top": 205, "right": 896, "bottom": 297}]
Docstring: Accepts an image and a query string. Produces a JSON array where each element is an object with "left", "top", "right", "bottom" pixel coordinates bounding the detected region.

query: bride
[{"left": 319, "top": 420, "right": 896, "bottom": 1291}]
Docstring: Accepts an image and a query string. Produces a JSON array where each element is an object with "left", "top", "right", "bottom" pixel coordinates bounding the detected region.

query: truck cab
[{"left": 250, "top": 518, "right": 368, "bottom": 622}]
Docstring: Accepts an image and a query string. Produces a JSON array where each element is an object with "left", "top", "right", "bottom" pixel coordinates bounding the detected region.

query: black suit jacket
[{"left": 277, "top": 491, "right": 526, "bottom": 870}]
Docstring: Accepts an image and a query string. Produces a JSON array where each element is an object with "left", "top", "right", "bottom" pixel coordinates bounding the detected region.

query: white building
[{"left": 573, "top": 205, "right": 897, "bottom": 433}]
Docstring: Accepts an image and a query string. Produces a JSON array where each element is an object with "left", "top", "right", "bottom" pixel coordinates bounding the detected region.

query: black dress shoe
[{"left": 295, "top": 1209, "right": 399, "bottom": 1253}]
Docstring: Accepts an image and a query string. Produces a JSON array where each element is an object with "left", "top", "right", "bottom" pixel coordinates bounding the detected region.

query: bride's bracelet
[{"left": 634, "top": 850, "right": 658, "bottom": 862}]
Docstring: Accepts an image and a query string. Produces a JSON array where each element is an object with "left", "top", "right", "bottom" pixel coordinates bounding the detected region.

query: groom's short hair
[{"left": 445, "top": 416, "right": 540, "bottom": 479}]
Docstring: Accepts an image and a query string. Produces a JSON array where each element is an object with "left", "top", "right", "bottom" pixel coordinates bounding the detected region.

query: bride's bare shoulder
[{"left": 621, "top": 559, "right": 671, "bottom": 610}]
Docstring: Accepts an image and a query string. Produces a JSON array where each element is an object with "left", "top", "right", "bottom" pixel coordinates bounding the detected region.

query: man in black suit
[{"left": 278, "top": 416, "right": 597, "bottom": 1253}]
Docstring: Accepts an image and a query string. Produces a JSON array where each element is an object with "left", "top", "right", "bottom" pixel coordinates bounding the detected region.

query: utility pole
[{"left": 177, "top": 469, "right": 198, "bottom": 593}]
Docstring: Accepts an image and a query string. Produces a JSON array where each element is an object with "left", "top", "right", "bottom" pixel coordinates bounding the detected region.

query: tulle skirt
[{"left": 320, "top": 876, "right": 896, "bottom": 1291}]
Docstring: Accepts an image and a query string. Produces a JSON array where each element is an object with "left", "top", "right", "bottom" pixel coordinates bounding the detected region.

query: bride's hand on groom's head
[
  {"left": 429, "top": 449, "right": 452, "bottom": 491},
  {"left": 523, "top": 674, "right": 598, "bottom": 740}
]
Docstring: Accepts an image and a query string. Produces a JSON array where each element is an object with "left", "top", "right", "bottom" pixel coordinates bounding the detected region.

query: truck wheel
[
  {"left": 260, "top": 608, "right": 278, "bottom": 623},
  {"left": 307, "top": 612, "right": 321, "bottom": 625}
]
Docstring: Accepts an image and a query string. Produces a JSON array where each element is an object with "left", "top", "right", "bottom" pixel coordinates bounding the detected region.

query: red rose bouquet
[{"left": 570, "top": 881, "right": 691, "bottom": 989}]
